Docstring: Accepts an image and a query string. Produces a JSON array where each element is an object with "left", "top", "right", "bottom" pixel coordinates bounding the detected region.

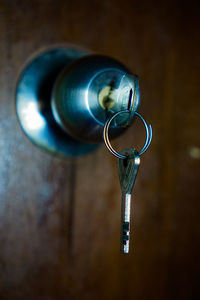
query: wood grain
[{"left": 0, "top": 0, "right": 199, "bottom": 299}]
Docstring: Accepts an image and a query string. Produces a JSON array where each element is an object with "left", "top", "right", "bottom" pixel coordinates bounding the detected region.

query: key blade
[{"left": 121, "top": 193, "right": 131, "bottom": 254}]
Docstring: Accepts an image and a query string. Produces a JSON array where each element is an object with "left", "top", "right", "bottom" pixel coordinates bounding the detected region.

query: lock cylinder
[{"left": 51, "top": 55, "right": 139, "bottom": 143}]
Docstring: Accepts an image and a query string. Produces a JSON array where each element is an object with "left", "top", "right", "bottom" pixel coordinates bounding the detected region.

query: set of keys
[{"left": 103, "top": 107, "right": 152, "bottom": 254}]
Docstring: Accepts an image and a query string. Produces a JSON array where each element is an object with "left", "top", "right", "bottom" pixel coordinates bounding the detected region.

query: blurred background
[{"left": 0, "top": 0, "right": 199, "bottom": 299}]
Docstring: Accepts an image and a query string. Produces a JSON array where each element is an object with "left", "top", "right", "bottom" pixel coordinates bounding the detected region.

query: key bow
[{"left": 118, "top": 148, "right": 140, "bottom": 195}]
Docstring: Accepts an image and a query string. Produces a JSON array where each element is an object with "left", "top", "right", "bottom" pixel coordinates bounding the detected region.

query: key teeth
[
  {"left": 122, "top": 221, "right": 130, "bottom": 245},
  {"left": 123, "top": 222, "right": 130, "bottom": 231}
]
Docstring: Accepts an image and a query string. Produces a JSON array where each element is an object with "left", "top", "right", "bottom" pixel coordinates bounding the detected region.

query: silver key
[{"left": 117, "top": 148, "right": 140, "bottom": 254}]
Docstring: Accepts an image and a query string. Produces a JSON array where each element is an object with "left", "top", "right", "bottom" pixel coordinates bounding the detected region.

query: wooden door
[{"left": 0, "top": 1, "right": 199, "bottom": 299}]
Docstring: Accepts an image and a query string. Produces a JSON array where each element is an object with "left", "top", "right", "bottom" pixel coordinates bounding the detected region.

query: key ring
[{"left": 103, "top": 110, "right": 152, "bottom": 159}]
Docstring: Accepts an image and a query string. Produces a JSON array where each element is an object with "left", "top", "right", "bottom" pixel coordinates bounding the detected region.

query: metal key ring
[{"left": 103, "top": 110, "right": 152, "bottom": 159}]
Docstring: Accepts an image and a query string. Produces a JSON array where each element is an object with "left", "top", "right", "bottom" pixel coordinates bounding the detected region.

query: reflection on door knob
[{"left": 16, "top": 46, "right": 139, "bottom": 157}]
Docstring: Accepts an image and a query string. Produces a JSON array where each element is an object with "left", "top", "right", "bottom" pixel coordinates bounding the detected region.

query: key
[{"left": 117, "top": 148, "right": 140, "bottom": 254}]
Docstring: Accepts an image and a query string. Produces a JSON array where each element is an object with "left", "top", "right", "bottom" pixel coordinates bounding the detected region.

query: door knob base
[{"left": 15, "top": 46, "right": 99, "bottom": 157}]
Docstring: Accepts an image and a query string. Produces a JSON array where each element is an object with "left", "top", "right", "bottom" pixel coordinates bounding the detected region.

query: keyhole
[
  {"left": 99, "top": 86, "right": 115, "bottom": 110},
  {"left": 102, "top": 95, "right": 115, "bottom": 110}
]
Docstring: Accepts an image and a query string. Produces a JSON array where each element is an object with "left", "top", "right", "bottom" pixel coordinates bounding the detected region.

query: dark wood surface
[{"left": 0, "top": 1, "right": 199, "bottom": 299}]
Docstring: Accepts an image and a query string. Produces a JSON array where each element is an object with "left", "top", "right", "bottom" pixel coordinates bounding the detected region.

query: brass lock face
[
  {"left": 99, "top": 86, "right": 115, "bottom": 110},
  {"left": 92, "top": 70, "right": 138, "bottom": 127}
]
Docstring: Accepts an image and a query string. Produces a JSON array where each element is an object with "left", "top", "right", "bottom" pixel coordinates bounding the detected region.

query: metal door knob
[{"left": 16, "top": 46, "right": 140, "bottom": 157}]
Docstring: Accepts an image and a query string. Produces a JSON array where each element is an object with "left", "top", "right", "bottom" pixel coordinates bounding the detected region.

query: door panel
[{"left": 0, "top": 1, "right": 199, "bottom": 299}]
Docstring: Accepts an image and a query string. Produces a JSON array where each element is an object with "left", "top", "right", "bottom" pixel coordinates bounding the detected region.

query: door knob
[{"left": 16, "top": 46, "right": 139, "bottom": 157}]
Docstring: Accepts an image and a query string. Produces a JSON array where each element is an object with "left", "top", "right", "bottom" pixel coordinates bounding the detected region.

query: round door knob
[{"left": 15, "top": 46, "right": 140, "bottom": 157}]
